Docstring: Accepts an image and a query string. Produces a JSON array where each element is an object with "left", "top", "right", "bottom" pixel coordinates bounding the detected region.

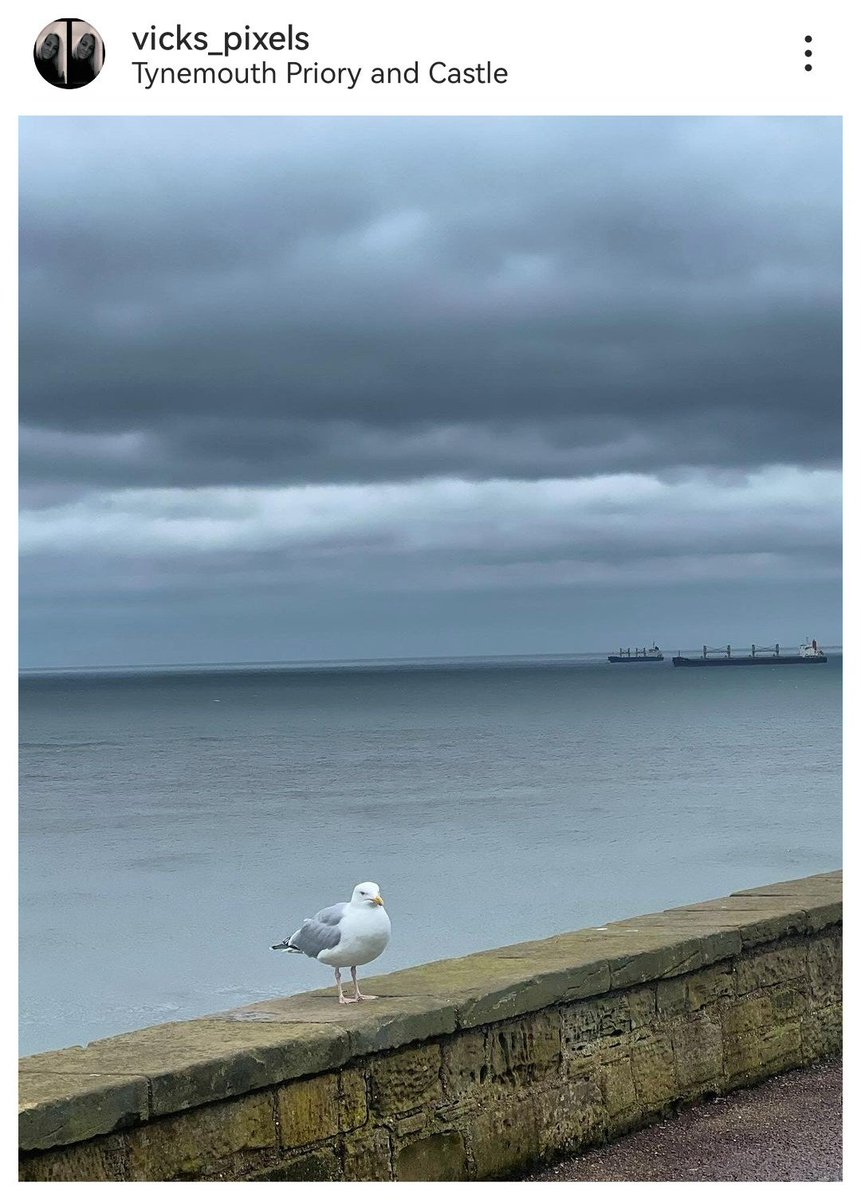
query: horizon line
[{"left": 19, "top": 645, "right": 844, "bottom": 675}]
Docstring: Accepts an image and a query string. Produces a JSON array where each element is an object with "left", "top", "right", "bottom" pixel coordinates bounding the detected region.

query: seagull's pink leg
[
  {"left": 336, "top": 967, "right": 357, "bottom": 1004},
  {"left": 352, "top": 966, "right": 377, "bottom": 1001}
]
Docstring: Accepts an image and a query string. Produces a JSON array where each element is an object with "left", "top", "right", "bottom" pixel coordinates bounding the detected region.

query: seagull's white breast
[{"left": 317, "top": 904, "right": 391, "bottom": 968}]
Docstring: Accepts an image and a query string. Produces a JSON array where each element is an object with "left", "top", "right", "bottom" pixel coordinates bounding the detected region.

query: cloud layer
[{"left": 19, "top": 117, "right": 842, "bottom": 665}]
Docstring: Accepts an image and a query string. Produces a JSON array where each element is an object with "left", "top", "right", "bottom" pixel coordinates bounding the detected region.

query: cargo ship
[
  {"left": 672, "top": 640, "right": 827, "bottom": 667},
  {"left": 608, "top": 644, "right": 664, "bottom": 662}
]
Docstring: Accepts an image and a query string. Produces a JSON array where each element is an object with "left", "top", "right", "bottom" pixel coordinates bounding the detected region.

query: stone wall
[{"left": 19, "top": 872, "right": 841, "bottom": 1181}]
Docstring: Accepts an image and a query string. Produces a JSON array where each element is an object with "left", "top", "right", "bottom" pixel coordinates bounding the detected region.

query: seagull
[{"left": 271, "top": 881, "right": 391, "bottom": 1004}]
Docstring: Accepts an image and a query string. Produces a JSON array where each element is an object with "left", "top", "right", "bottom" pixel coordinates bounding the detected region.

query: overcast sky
[{"left": 19, "top": 117, "right": 841, "bottom": 668}]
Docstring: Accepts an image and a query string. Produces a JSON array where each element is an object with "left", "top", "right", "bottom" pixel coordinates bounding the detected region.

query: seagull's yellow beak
[{"left": 373, "top": 895, "right": 385, "bottom": 906}]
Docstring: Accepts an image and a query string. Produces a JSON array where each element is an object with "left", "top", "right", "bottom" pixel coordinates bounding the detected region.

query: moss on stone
[
  {"left": 126, "top": 1092, "right": 276, "bottom": 1181},
  {"left": 277, "top": 1074, "right": 340, "bottom": 1149},
  {"left": 395, "top": 1130, "right": 468, "bottom": 1181},
  {"left": 18, "top": 1132, "right": 129, "bottom": 1182},
  {"left": 723, "top": 1018, "right": 803, "bottom": 1087}
]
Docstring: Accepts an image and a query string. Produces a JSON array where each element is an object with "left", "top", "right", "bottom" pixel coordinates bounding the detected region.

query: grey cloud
[
  {"left": 19, "top": 468, "right": 841, "bottom": 584},
  {"left": 18, "top": 117, "right": 842, "bottom": 666},
  {"left": 20, "top": 117, "right": 841, "bottom": 488}
]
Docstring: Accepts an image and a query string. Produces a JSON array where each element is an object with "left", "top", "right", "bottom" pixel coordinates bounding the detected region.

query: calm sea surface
[{"left": 19, "top": 654, "right": 842, "bottom": 1056}]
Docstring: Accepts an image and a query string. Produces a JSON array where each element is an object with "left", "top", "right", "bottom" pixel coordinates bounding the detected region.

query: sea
[{"left": 19, "top": 652, "right": 842, "bottom": 1057}]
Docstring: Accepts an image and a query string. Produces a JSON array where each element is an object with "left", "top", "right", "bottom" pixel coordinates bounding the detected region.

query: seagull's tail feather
[{"left": 271, "top": 937, "right": 302, "bottom": 952}]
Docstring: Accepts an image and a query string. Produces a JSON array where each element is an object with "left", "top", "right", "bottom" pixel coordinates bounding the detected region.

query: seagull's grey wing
[
  {"left": 287, "top": 906, "right": 346, "bottom": 958},
  {"left": 313, "top": 902, "right": 348, "bottom": 926}
]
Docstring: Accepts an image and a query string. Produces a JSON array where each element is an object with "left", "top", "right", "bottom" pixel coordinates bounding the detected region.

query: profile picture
[{"left": 34, "top": 19, "right": 104, "bottom": 89}]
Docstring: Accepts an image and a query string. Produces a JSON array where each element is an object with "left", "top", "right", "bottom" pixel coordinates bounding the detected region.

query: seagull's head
[{"left": 352, "top": 881, "right": 385, "bottom": 907}]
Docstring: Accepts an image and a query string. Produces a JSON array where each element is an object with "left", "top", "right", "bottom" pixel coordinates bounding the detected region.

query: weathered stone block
[
  {"left": 607, "top": 937, "right": 701, "bottom": 989},
  {"left": 671, "top": 1012, "right": 723, "bottom": 1095},
  {"left": 737, "top": 913, "right": 808, "bottom": 948},
  {"left": 674, "top": 897, "right": 811, "bottom": 947},
  {"left": 19, "top": 1070, "right": 149, "bottom": 1152},
  {"left": 629, "top": 985, "right": 658, "bottom": 1028},
  {"left": 343, "top": 996, "right": 459, "bottom": 1055},
  {"left": 801, "top": 1003, "right": 842, "bottom": 1064},
  {"left": 467, "top": 1097, "right": 540, "bottom": 1180},
  {"left": 534, "top": 1074, "right": 607, "bottom": 1157},
  {"left": 370, "top": 1044, "right": 442, "bottom": 1116},
  {"left": 454, "top": 960, "right": 609, "bottom": 1029},
  {"left": 722, "top": 992, "right": 773, "bottom": 1037},
  {"left": 603, "top": 923, "right": 741, "bottom": 989},
  {"left": 731, "top": 871, "right": 841, "bottom": 900},
  {"left": 686, "top": 962, "right": 735, "bottom": 1010},
  {"left": 487, "top": 1010, "right": 561, "bottom": 1084},
  {"left": 277, "top": 1073, "right": 339, "bottom": 1149},
  {"left": 769, "top": 985, "right": 808, "bottom": 1023},
  {"left": 396, "top": 1111, "right": 428, "bottom": 1138},
  {"left": 562, "top": 995, "right": 630, "bottom": 1059},
  {"left": 20, "top": 1019, "right": 351, "bottom": 1121},
  {"left": 598, "top": 1054, "right": 637, "bottom": 1130},
  {"left": 126, "top": 1092, "right": 277, "bottom": 1181},
  {"left": 229, "top": 990, "right": 459, "bottom": 1055},
  {"left": 630, "top": 1030, "right": 676, "bottom": 1111},
  {"left": 19, "top": 1134, "right": 128, "bottom": 1182},
  {"left": 342, "top": 1128, "right": 392, "bottom": 1181},
  {"left": 441, "top": 1028, "right": 487, "bottom": 1098},
  {"left": 656, "top": 976, "right": 687, "bottom": 1014},
  {"left": 360, "top": 951, "right": 594, "bottom": 1033},
  {"left": 735, "top": 944, "right": 806, "bottom": 994},
  {"left": 723, "top": 1019, "right": 803, "bottom": 1087},
  {"left": 806, "top": 932, "right": 842, "bottom": 1006},
  {"left": 805, "top": 901, "right": 842, "bottom": 932},
  {"left": 244, "top": 1144, "right": 340, "bottom": 1181},
  {"left": 395, "top": 1131, "right": 468, "bottom": 1181},
  {"left": 434, "top": 1095, "right": 482, "bottom": 1126},
  {"left": 340, "top": 1067, "right": 369, "bottom": 1132}
]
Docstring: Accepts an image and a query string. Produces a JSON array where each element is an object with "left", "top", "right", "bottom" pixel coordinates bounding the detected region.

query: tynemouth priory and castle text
[{"left": 131, "top": 24, "right": 509, "bottom": 89}]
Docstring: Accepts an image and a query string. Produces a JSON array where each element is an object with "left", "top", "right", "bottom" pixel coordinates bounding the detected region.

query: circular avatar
[{"left": 34, "top": 19, "right": 105, "bottom": 88}]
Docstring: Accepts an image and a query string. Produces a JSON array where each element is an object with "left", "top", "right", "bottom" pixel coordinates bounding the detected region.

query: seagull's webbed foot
[{"left": 338, "top": 994, "right": 359, "bottom": 1005}]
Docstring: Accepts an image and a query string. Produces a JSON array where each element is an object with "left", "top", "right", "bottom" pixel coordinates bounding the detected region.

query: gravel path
[{"left": 521, "top": 1060, "right": 842, "bottom": 1182}]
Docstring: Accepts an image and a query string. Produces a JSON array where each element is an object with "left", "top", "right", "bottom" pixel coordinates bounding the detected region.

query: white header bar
[{"left": 13, "top": 1, "right": 851, "bottom": 117}]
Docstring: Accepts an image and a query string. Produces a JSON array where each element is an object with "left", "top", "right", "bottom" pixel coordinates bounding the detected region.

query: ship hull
[
  {"left": 672, "top": 655, "right": 827, "bottom": 667},
  {"left": 608, "top": 655, "right": 663, "bottom": 662}
]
